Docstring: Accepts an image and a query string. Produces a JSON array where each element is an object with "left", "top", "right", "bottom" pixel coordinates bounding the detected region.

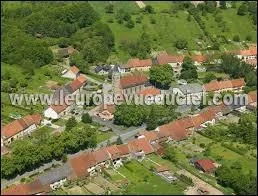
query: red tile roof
[
  {"left": 70, "top": 65, "right": 80, "bottom": 74},
  {"left": 106, "top": 145, "right": 121, "bottom": 160},
  {"left": 158, "top": 121, "right": 188, "bottom": 141},
  {"left": 69, "top": 152, "right": 95, "bottom": 178},
  {"left": 191, "top": 55, "right": 207, "bottom": 63},
  {"left": 237, "top": 48, "right": 257, "bottom": 56},
  {"left": 137, "top": 87, "right": 161, "bottom": 96},
  {"left": 195, "top": 159, "right": 216, "bottom": 172},
  {"left": 120, "top": 74, "right": 148, "bottom": 89},
  {"left": 2, "top": 114, "right": 41, "bottom": 139},
  {"left": 230, "top": 78, "right": 245, "bottom": 88},
  {"left": 218, "top": 80, "right": 232, "bottom": 90},
  {"left": 50, "top": 103, "right": 69, "bottom": 114},
  {"left": 141, "top": 131, "right": 159, "bottom": 142},
  {"left": 204, "top": 80, "right": 220, "bottom": 92},
  {"left": 2, "top": 184, "right": 31, "bottom": 195},
  {"left": 93, "top": 148, "right": 110, "bottom": 164},
  {"left": 69, "top": 75, "right": 87, "bottom": 92},
  {"left": 190, "top": 114, "right": 205, "bottom": 129},
  {"left": 126, "top": 58, "right": 152, "bottom": 68},
  {"left": 248, "top": 91, "right": 257, "bottom": 104},
  {"left": 157, "top": 53, "right": 184, "bottom": 65},
  {"left": 116, "top": 144, "right": 130, "bottom": 156},
  {"left": 177, "top": 117, "right": 194, "bottom": 129},
  {"left": 128, "top": 138, "right": 154, "bottom": 154},
  {"left": 204, "top": 79, "right": 245, "bottom": 92}
]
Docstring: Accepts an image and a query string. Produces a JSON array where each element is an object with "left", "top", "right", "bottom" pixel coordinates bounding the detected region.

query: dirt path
[
  {"left": 177, "top": 169, "right": 224, "bottom": 195},
  {"left": 135, "top": 1, "right": 146, "bottom": 9}
]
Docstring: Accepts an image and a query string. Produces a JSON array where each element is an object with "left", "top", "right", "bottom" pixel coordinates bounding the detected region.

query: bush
[
  {"left": 81, "top": 113, "right": 92, "bottom": 124},
  {"left": 126, "top": 19, "right": 135, "bottom": 28},
  {"left": 246, "top": 35, "right": 252, "bottom": 41},
  {"left": 175, "top": 39, "right": 188, "bottom": 49},
  {"left": 199, "top": 143, "right": 206, "bottom": 148},
  {"left": 150, "top": 18, "right": 156, "bottom": 24},
  {"left": 233, "top": 35, "right": 240, "bottom": 42}
]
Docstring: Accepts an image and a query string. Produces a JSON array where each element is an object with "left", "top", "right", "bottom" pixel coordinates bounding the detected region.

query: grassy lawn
[
  {"left": 96, "top": 130, "right": 115, "bottom": 143},
  {"left": 191, "top": 133, "right": 257, "bottom": 174},
  {"left": 116, "top": 160, "right": 186, "bottom": 195},
  {"left": 198, "top": 71, "right": 230, "bottom": 83},
  {"left": 201, "top": 5, "right": 257, "bottom": 43},
  {"left": 90, "top": 1, "right": 204, "bottom": 62}
]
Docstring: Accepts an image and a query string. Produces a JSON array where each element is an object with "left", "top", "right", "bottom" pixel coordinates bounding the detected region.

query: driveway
[{"left": 177, "top": 169, "right": 224, "bottom": 195}]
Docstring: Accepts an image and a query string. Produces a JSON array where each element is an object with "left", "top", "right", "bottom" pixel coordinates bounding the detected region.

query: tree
[
  {"left": 237, "top": 3, "right": 248, "bottom": 16},
  {"left": 219, "top": 1, "right": 227, "bottom": 9},
  {"left": 105, "top": 3, "right": 114, "bottom": 13},
  {"left": 126, "top": 19, "right": 135, "bottom": 28},
  {"left": 81, "top": 113, "right": 92, "bottom": 124},
  {"left": 187, "top": 14, "right": 192, "bottom": 22},
  {"left": 203, "top": 72, "right": 217, "bottom": 83},
  {"left": 65, "top": 117, "right": 77, "bottom": 131},
  {"left": 146, "top": 106, "right": 158, "bottom": 130},
  {"left": 163, "top": 144, "right": 178, "bottom": 163},
  {"left": 233, "top": 35, "right": 240, "bottom": 42},
  {"left": 144, "top": 5, "right": 155, "bottom": 14},
  {"left": 245, "top": 35, "right": 252, "bottom": 41},
  {"left": 149, "top": 64, "right": 174, "bottom": 89},
  {"left": 175, "top": 39, "right": 188, "bottom": 49},
  {"left": 114, "top": 104, "right": 147, "bottom": 127},
  {"left": 180, "top": 57, "right": 198, "bottom": 81},
  {"left": 116, "top": 136, "right": 123, "bottom": 145}
]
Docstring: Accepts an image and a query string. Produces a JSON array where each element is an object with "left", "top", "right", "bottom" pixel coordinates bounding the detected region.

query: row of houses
[
  {"left": 1, "top": 114, "right": 41, "bottom": 147},
  {"left": 2, "top": 90, "right": 256, "bottom": 195},
  {"left": 105, "top": 44, "right": 257, "bottom": 77}
]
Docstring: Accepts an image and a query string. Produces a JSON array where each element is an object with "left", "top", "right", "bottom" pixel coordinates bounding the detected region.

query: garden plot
[
  {"left": 65, "top": 185, "right": 90, "bottom": 195},
  {"left": 93, "top": 176, "right": 120, "bottom": 192},
  {"left": 84, "top": 182, "right": 105, "bottom": 195}
]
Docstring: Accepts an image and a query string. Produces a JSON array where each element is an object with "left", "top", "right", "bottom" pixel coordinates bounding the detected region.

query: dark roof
[{"left": 38, "top": 163, "right": 73, "bottom": 185}]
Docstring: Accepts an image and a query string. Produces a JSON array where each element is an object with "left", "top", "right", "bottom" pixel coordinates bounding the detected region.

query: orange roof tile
[
  {"left": 2, "top": 114, "right": 41, "bottom": 139},
  {"left": 204, "top": 80, "right": 220, "bottom": 92},
  {"left": 191, "top": 55, "right": 207, "bottom": 63},
  {"left": 245, "top": 59, "right": 257, "bottom": 67},
  {"left": 69, "top": 152, "right": 95, "bottom": 178},
  {"left": 230, "top": 78, "right": 245, "bottom": 88},
  {"left": 69, "top": 75, "right": 87, "bottom": 92},
  {"left": 70, "top": 65, "right": 80, "bottom": 74},
  {"left": 2, "top": 184, "right": 31, "bottom": 195},
  {"left": 120, "top": 74, "right": 148, "bottom": 89},
  {"left": 218, "top": 80, "right": 232, "bottom": 90},
  {"left": 190, "top": 115, "right": 205, "bottom": 129},
  {"left": 177, "top": 117, "right": 194, "bottom": 129},
  {"left": 93, "top": 148, "right": 110, "bottom": 164},
  {"left": 106, "top": 145, "right": 121, "bottom": 160},
  {"left": 126, "top": 58, "right": 152, "bottom": 68},
  {"left": 50, "top": 103, "right": 69, "bottom": 114},
  {"left": 195, "top": 159, "right": 216, "bottom": 172},
  {"left": 116, "top": 144, "right": 130, "bottom": 156},
  {"left": 142, "top": 131, "right": 159, "bottom": 142},
  {"left": 137, "top": 87, "right": 161, "bottom": 96},
  {"left": 128, "top": 138, "right": 154, "bottom": 154},
  {"left": 158, "top": 121, "right": 188, "bottom": 141},
  {"left": 248, "top": 91, "right": 257, "bottom": 104},
  {"left": 157, "top": 53, "right": 184, "bottom": 65}
]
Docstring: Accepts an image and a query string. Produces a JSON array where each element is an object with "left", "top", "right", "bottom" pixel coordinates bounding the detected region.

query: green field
[
  {"left": 90, "top": 1, "right": 204, "bottom": 62},
  {"left": 116, "top": 160, "right": 186, "bottom": 195}
]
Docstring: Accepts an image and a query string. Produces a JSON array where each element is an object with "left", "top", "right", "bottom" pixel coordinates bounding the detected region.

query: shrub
[{"left": 233, "top": 35, "right": 240, "bottom": 42}]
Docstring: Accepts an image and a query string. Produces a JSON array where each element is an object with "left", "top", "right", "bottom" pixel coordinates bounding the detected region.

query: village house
[
  {"left": 94, "top": 64, "right": 113, "bottom": 75},
  {"left": 244, "top": 58, "right": 257, "bottom": 69},
  {"left": 137, "top": 87, "right": 161, "bottom": 104},
  {"left": 68, "top": 152, "right": 97, "bottom": 179},
  {"left": 37, "top": 163, "right": 73, "bottom": 191},
  {"left": 172, "top": 83, "right": 204, "bottom": 103},
  {"left": 95, "top": 104, "right": 116, "bottom": 121},
  {"left": 62, "top": 65, "right": 80, "bottom": 79},
  {"left": 116, "top": 144, "right": 131, "bottom": 161},
  {"left": 156, "top": 52, "right": 184, "bottom": 76},
  {"left": 93, "top": 147, "right": 111, "bottom": 171},
  {"left": 121, "top": 58, "right": 153, "bottom": 72},
  {"left": 127, "top": 138, "right": 154, "bottom": 160},
  {"left": 194, "top": 159, "right": 217, "bottom": 173},
  {"left": 234, "top": 45, "right": 257, "bottom": 61},
  {"left": 191, "top": 54, "right": 207, "bottom": 66},
  {"left": 44, "top": 75, "right": 87, "bottom": 119},
  {"left": 106, "top": 145, "right": 124, "bottom": 168},
  {"left": 247, "top": 91, "right": 257, "bottom": 110},
  {"left": 1, "top": 114, "right": 41, "bottom": 146},
  {"left": 119, "top": 73, "right": 149, "bottom": 95},
  {"left": 203, "top": 78, "right": 246, "bottom": 93}
]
